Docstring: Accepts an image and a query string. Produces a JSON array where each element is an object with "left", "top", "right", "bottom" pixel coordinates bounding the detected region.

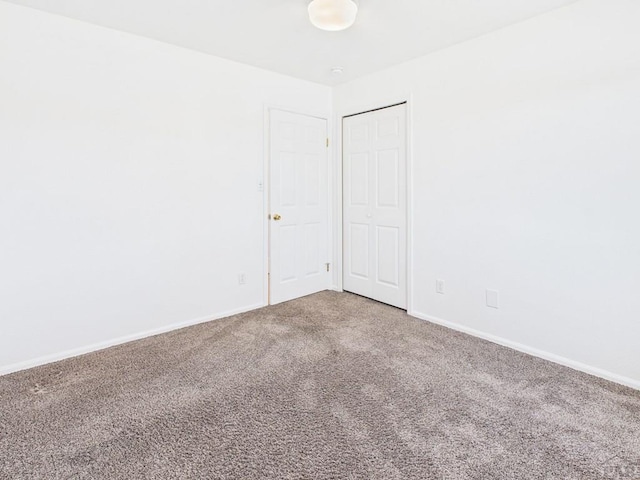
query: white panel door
[
  {"left": 343, "top": 104, "right": 407, "bottom": 309},
  {"left": 269, "top": 109, "right": 329, "bottom": 305}
]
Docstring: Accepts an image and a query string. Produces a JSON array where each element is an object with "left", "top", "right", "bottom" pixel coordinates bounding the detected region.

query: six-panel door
[
  {"left": 269, "top": 109, "right": 329, "bottom": 305},
  {"left": 343, "top": 104, "right": 407, "bottom": 309}
]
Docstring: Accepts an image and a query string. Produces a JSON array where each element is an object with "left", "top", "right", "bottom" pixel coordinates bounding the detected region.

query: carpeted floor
[{"left": 1, "top": 292, "right": 639, "bottom": 479}]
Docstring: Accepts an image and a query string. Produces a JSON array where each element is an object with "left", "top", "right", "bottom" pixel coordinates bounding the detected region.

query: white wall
[
  {"left": 2, "top": 0, "right": 639, "bottom": 389},
  {"left": 0, "top": 2, "right": 330, "bottom": 373},
  {"left": 333, "top": 0, "right": 640, "bottom": 388}
]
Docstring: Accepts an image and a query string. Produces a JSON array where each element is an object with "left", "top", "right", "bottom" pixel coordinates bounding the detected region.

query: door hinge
[
  {"left": 326, "top": 137, "right": 329, "bottom": 148},
  {"left": 325, "top": 262, "right": 330, "bottom": 272}
]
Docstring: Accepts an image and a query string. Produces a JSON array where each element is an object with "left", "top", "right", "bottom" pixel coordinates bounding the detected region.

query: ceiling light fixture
[{"left": 308, "top": 0, "right": 358, "bottom": 32}]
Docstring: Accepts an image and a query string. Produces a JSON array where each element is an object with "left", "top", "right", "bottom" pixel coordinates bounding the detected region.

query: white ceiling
[{"left": 3, "top": 0, "right": 579, "bottom": 85}]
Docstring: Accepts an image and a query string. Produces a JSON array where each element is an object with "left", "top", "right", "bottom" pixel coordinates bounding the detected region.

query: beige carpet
[{"left": 1, "top": 291, "right": 639, "bottom": 479}]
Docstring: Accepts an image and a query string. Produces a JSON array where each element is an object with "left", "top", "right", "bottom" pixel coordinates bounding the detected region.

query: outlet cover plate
[{"left": 486, "top": 289, "right": 499, "bottom": 309}]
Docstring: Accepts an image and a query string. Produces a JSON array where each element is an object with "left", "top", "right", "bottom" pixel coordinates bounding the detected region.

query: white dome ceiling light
[{"left": 308, "top": 0, "right": 358, "bottom": 32}]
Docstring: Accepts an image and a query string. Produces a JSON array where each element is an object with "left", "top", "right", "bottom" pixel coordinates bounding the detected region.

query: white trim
[
  {"left": 405, "top": 97, "right": 415, "bottom": 313},
  {"left": 326, "top": 102, "right": 335, "bottom": 297},
  {"left": 332, "top": 109, "right": 343, "bottom": 291},
  {"left": 0, "top": 302, "right": 264, "bottom": 377},
  {"left": 410, "top": 310, "right": 640, "bottom": 391},
  {"left": 334, "top": 94, "right": 414, "bottom": 309},
  {"left": 263, "top": 105, "right": 272, "bottom": 306}
]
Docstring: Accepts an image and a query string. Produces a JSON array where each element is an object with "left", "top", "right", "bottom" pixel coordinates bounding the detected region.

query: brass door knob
[{"left": 273, "top": 214, "right": 282, "bottom": 221}]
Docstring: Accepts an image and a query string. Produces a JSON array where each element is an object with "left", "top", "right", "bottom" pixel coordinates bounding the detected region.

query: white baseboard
[
  {"left": 5, "top": 302, "right": 637, "bottom": 391},
  {"left": 409, "top": 310, "right": 640, "bottom": 391},
  {"left": 0, "top": 302, "right": 266, "bottom": 377}
]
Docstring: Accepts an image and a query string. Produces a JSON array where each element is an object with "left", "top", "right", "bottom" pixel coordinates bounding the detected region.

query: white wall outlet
[
  {"left": 238, "top": 273, "right": 247, "bottom": 285},
  {"left": 486, "top": 289, "right": 499, "bottom": 309},
  {"left": 436, "top": 279, "right": 445, "bottom": 294}
]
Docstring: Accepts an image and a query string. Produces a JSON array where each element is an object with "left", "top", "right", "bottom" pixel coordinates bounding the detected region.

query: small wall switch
[
  {"left": 486, "top": 289, "right": 499, "bottom": 309},
  {"left": 238, "top": 273, "right": 247, "bottom": 285},
  {"left": 436, "top": 279, "right": 445, "bottom": 294}
]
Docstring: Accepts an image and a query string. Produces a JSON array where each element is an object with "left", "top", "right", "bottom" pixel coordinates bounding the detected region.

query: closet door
[{"left": 343, "top": 104, "right": 407, "bottom": 309}]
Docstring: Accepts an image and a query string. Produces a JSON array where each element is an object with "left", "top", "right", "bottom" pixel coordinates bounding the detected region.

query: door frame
[
  {"left": 332, "top": 95, "right": 414, "bottom": 313},
  {"left": 263, "top": 105, "right": 332, "bottom": 306}
]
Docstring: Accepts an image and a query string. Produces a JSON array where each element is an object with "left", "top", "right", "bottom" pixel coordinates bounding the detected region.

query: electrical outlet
[
  {"left": 436, "top": 279, "right": 445, "bottom": 294},
  {"left": 486, "top": 289, "right": 499, "bottom": 309},
  {"left": 238, "top": 273, "right": 247, "bottom": 285}
]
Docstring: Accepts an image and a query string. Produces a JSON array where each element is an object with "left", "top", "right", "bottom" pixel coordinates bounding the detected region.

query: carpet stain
[{"left": 29, "top": 383, "right": 48, "bottom": 395}]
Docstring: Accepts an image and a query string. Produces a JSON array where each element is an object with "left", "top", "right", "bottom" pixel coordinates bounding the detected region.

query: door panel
[
  {"left": 304, "top": 223, "right": 321, "bottom": 276},
  {"left": 349, "top": 223, "right": 370, "bottom": 278},
  {"left": 343, "top": 104, "right": 407, "bottom": 309},
  {"left": 350, "top": 153, "right": 370, "bottom": 206},
  {"left": 279, "top": 225, "right": 297, "bottom": 283},
  {"left": 377, "top": 149, "right": 399, "bottom": 207},
  {"left": 376, "top": 226, "right": 400, "bottom": 287},
  {"left": 280, "top": 152, "right": 296, "bottom": 206},
  {"left": 270, "top": 110, "right": 329, "bottom": 304},
  {"left": 305, "top": 154, "right": 320, "bottom": 206}
]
